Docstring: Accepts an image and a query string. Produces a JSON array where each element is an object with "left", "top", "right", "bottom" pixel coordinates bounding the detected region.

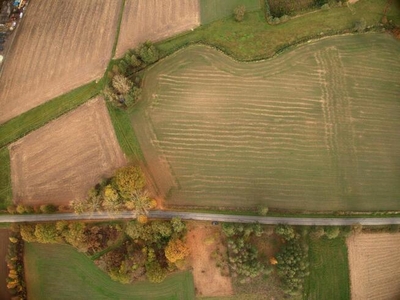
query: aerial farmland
[{"left": 0, "top": 0, "right": 399, "bottom": 299}]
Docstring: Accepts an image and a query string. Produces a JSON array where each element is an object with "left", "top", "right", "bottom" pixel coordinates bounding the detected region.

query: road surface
[{"left": 0, "top": 210, "right": 400, "bottom": 226}]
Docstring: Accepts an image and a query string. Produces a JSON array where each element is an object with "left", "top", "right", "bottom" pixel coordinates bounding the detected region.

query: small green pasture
[
  {"left": 200, "top": 0, "right": 261, "bottom": 24},
  {"left": 158, "top": 0, "right": 400, "bottom": 61},
  {"left": 304, "top": 237, "right": 350, "bottom": 300},
  {"left": 25, "top": 243, "right": 195, "bottom": 300},
  {"left": 0, "top": 147, "right": 12, "bottom": 210}
]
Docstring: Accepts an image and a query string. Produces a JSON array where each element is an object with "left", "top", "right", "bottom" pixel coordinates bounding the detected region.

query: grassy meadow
[
  {"left": 304, "top": 237, "right": 350, "bottom": 300},
  {"left": 0, "top": 147, "right": 12, "bottom": 210},
  {"left": 24, "top": 243, "right": 195, "bottom": 300},
  {"left": 136, "top": 33, "right": 400, "bottom": 211},
  {"left": 158, "top": 0, "right": 400, "bottom": 61},
  {"left": 200, "top": 0, "right": 261, "bottom": 24}
]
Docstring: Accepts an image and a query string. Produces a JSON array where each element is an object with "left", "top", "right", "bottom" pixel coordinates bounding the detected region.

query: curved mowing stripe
[{"left": 134, "top": 33, "right": 400, "bottom": 211}]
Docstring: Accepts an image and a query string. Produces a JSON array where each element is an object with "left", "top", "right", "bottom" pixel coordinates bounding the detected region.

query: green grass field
[
  {"left": 0, "top": 147, "right": 12, "bottom": 210},
  {"left": 200, "top": 0, "right": 261, "bottom": 24},
  {"left": 135, "top": 33, "right": 400, "bottom": 211},
  {"left": 158, "top": 0, "right": 400, "bottom": 61},
  {"left": 304, "top": 237, "right": 350, "bottom": 300},
  {"left": 24, "top": 243, "right": 195, "bottom": 300}
]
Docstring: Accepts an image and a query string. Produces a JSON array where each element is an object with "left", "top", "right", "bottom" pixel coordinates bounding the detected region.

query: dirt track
[
  {"left": 116, "top": 0, "right": 200, "bottom": 57},
  {"left": 9, "top": 97, "right": 127, "bottom": 206},
  {"left": 347, "top": 233, "right": 400, "bottom": 300},
  {"left": 0, "top": 0, "right": 121, "bottom": 124}
]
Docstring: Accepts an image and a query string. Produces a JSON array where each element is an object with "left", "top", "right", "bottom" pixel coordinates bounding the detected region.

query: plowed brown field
[
  {"left": 116, "top": 0, "right": 200, "bottom": 57},
  {"left": 9, "top": 97, "right": 127, "bottom": 206},
  {"left": 0, "top": 0, "right": 122, "bottom": 124},
  {"left": 347, "top": 233, "right": 400, "bottom": 300}
]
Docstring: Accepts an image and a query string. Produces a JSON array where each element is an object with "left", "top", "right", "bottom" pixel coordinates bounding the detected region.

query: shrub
[
  {"left": 146, "top": 262, "right": 167, "bottom": 283},
  {"left": 321, "top": 3, "right": 330, "bottom": 10},
  {"left": 234, "top": 5, "right": 246, "bottom": 22},
  {"left": 280, "top": 14, "right": 290, "bottom": 22},
  {"left": 354, "top": 18, "right": 367, "bottom": 32},
  {"left": 112, "top": 74, "right": 133, "bottom": 95},
  {"left": 138, "top": 42, "right": 159, "bottom": 64},
  {"left": 40, "top": 204, "right": 57, "bottom": 213}
]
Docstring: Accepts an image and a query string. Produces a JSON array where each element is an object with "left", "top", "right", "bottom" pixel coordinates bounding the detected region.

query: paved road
[{"left": 1, "top": 210, "right": 400, "bottom": 226}]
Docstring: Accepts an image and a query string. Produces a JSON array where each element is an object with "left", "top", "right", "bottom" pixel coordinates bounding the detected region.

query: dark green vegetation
[
  {"left": 24, "top": 243, "right": 195, "bottom": 300},
  {"left": 136, "top": 33, "right": 400, "bottom": 211},
  {"left": 20, "top": 218, "right": 189, "bottom": 285},
  {"left": 0, "top": 80, "right": 101, "bottom": 148},
  {"left": 304, "top": 237, "right": 350, "bottom": 300},
  {"left": 0, "top": 147, "right": 11, "bottom": 210},
  {"left": 158, "top": 0, "right": 400, "bottom": 61},
  {"left": 200, "top": 0, "right": 260, "bottom": 24}
]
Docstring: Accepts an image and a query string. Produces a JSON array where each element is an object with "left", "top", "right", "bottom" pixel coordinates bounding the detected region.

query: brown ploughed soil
[
  {"left": 9, "top": 97, "right": 127, "bottom": 206},
  {"left": 0, "top": 0, "right": 121, "bottom": 124},
  {"left": 116, "top": 0, "right": 200, "bottom": 57},
  {"left": 347, "top": 233, "right": 400, "bottom": 300},
  {"left": 186, "top": 222, "right": 233, "bottom": 297}
]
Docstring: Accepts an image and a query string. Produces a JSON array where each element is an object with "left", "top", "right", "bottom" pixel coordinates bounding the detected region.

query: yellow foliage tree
[{"left": 165, "top": 239, "right": 190, "bottom": 263}]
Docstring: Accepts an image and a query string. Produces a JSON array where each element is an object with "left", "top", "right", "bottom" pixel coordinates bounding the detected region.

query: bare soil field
[
  {"left": 186, "top": 222, "right": 233, "bottom": 297},
  {"left": 0, "top": 0, "right": 122, "bottom": 124},
  {"left": 134, "top": 33, "right": 400, "bottom": 211},
  {"left": 116, "top": 0, "right": 200, "bottom": 57},
  {"left": 9, "top": 97, "right": 127, "bottom": 206},
  {"left": 0, "top": 230, "right": 11, "bottom": 300},
  {"left": 347, "top": 233, "right": 400, "bottom": 300}
]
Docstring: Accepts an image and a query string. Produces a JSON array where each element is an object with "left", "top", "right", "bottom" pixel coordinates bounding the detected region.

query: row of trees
[
  {"left": 5, "top": 230, "right": 27, "bottom": 299},
  {"left": 70, "top": 165, "right": 156, "bottom": 222},
  {"left": 104, "top": 41, "right": 160, "bottom": 109},
  {"left": 7, "top": 203, "right": 59, "bottom": 215}
]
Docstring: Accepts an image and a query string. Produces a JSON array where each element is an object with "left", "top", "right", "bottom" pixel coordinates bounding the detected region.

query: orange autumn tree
[{"left": 164, "top": 238, "right": 190, "bottom": 263}]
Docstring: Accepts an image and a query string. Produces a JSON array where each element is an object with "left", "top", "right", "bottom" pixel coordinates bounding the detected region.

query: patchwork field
[
  {"left": 116, "top": 0, "right": 200, "bottom": 57},
  {"left": 0, "top": 0, "right": 121, "bottom": 124},
  {"left": 347, "top": 233, "right": 400, "bottom": 300},
  {"left": 134, "top": 33, "right": 400, "bottom": 211},
  {"left": 200, "top": 0, "right": 261, "bottom": 24},
  {"left": 305, "top": 237, "right": 350, "bottom": 300},
  {"left": 0, "top": 230, "right": 11, "bottom": 300},
  {"left": 24, "top": 243, "right": 195, "bottom": 300},
  {"left": 9, "top": 97, "right": 127, "bottom": 206}
]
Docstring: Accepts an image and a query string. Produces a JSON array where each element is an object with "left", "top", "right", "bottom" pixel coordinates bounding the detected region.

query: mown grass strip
[
  {"left": 0, "top": 147, "right": 12, "bottom": 210},
  {"left": 157, "top": 0, "right": 399, "bottom": 61},
  {"left": 106, "top": 102, "right": 143, "bottom": 161},
  {"left": 25, "top": 243, "right": 195, "bottom": 300},
  {"left": 304, "top": 237, "right": 350, "bottom": 300},
  {"left": 0, "top": 81, "right": 101, "bottom": 149}
]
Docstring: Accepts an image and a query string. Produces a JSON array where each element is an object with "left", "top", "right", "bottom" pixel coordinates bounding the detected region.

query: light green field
[
  {"left": 200, "top": 0, "right": 261, "bottom": 24},
  {"left": 134, "top": 33, "right": 400, "bottom": 211},
  {"left": 304, "top": 237, "right": 350, "bottom": 300},
  {"left": 25, "top": 243, "right": 195, "bottom": 300},
  {"left": 0, "top": 147, "right": 12, "bottom": 210}
]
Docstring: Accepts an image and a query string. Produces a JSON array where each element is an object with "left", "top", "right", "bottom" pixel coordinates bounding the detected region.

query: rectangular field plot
[
  {"left": 116, "top": 0, "right": 200, "bottom": 57},
  {"left": 347, "top": 233, "right": 400, "bottom": 300},
  {"left": 0, "top": 0, "right": 121, "bottom": 124},
  {"left": 135, "top": 33, "right": 400, "bottom": 211},
  {"left": 9, "top": 97, "right": 127, "bottom": 206},
  {"left": 24, "top": 243, "right": 195, "bottom": 300}
]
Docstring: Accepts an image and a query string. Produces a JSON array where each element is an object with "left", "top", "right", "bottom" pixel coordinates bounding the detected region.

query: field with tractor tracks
[
  {"left": 0, "top": 0, "right": 121, "bottom": 124},
  {"left": 116, "top": 0, "right": 200, "bottom": 57},
  {"left": 9, "top": 97, "right": 127, "bottom": 206},
  {"left": 347, "top": 233, "right": 400, "bottom": 300},
  {"left": 133, "top": 33, "right": 400, "bottom": 211}
]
